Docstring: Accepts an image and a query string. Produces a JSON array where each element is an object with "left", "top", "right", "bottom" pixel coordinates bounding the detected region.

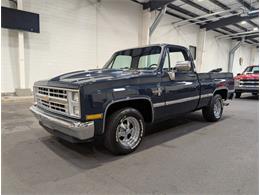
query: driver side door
[{"left": 161, "top": 46, "right": 200, "bottom": 117}]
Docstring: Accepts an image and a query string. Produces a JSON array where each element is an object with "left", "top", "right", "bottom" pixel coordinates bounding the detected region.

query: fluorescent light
[
  {"left": 253, "top": 27, "right": 258, "bottom": 31},
  {"left": 241, "top": 21, "right": 247, "bottom": 25}
]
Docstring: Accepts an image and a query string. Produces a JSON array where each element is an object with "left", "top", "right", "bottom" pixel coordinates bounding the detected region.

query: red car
[{"left": 234, "top": 65, "right": 259, "bottom": 98}]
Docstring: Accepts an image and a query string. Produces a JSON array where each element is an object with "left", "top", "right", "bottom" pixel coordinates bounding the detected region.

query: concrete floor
[{"left": 2, "top": 94, "right": 259, "bottom": 194}]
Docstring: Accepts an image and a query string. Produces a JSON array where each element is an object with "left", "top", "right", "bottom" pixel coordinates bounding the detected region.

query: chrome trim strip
[
  {"left": 239, "top": 85, "right": 259, "bottom": 88},
  {"left": 200, "top": 93, "right": 213, "bottom": 98},
  {"left": 113, "top": 88, "right": 126, "bottom": 92},
  {"left": 153, "top": 93, "right": 213, "bottom": 107},
  {"left": 166, "top": 95, "right": 200, "bottom": 105},
  {"left": 34, "top": 85, "right": 79, "bottom": 92},
  {"left": 36, "top": 93, "right": 67, "bottom": 103},
  {"left": 236, "top": 87, "right": 259, "bottom": 90},
  {"left": 240, "top": 81, "right": 259, "bottom": 83},
  {"left": 153, "top": 102, "right": 166, "bottom": 108},
  {"left": 153, "top": 87, "right": 235, "bottom": 108}
]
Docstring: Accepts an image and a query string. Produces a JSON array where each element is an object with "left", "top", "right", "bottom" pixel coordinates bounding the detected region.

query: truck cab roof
[{"left": 116, "top": 44, "right": 188, "bottom": 53}]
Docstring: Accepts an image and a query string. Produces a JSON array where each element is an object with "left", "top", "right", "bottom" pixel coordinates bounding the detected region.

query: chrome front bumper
[
  {"left": 30, "top": 105, "right": 94, "bottom": 141},
  {"left": 235, "top": 86, "right": 259, "bottom": 92}
]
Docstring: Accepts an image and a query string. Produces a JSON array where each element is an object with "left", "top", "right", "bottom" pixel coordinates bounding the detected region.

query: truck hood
[
  {"left": 234, "top": 73, "right": 259, "bottom": 80},
  {"left": 49, "top": 69, "right": 155, "bottom": 85}
]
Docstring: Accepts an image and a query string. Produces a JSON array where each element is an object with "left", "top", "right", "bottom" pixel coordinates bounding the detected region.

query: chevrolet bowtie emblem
[{"left": 43, "top": 95, "right": 49, "bottom": 102}]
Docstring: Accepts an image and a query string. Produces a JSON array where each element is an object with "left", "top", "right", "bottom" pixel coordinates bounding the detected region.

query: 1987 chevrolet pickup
[{"left": 30, "top": 44, "right": 234, "bottom": 155}]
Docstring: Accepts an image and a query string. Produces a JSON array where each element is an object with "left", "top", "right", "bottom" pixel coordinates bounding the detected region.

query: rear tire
[
  {"left": 235, "top": 92, "right": 241, "bottom": 98},
  {"left": 202, "top": 94, "right": 223, "bottom": 122},
  {"left": 104, "top": 108, "right": 144, "bottom": 155}
]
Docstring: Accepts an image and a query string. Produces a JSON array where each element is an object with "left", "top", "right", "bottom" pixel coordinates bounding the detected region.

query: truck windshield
[
  {"left": 104, "top": 46, "right": 162, "bottom": 70},
  {"left": 243, "top": 66, "right": 259, "bottom": 74}
]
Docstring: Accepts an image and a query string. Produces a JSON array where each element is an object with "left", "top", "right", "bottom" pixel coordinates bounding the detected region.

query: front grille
[
  {"left": 38, "top": 87, "right": 67, "bottom": 99},
  {"left": 239, "top": 79, "right": 259, "bottom": 87},
  {"left": 34, "top": 86, "right": 79, "bottom": 118}
]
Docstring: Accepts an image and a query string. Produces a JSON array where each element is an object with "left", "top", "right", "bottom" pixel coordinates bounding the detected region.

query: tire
[
  {"left": 104, "top": 108, "right": 145, "bottom": 155},
  {"left": 235, "top": 92, "right": 241, "bottom": 98},
  {"left": 202, "top": 94, "right": 223, "bottom": 122}
]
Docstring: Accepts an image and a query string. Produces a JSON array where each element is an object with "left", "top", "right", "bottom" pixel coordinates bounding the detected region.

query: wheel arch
[
  {"left": 213, "top": 87, "right": 228, "bottom": 100},
  {"left": 102, "top": 97, "right": 154, "bottom": 134}
]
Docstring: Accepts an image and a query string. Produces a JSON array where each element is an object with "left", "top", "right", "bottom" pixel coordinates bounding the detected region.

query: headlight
[
  {"left": 68, "top": 91, "right": 81, "bottom": 117},
  {"left": 72, "top": 92, "right": 79, "bottom": 102},
  {"left": 72, "top": 105, "right": 80, "bottom": 116}
]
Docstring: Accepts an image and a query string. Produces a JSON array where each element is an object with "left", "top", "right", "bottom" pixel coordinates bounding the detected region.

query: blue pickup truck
[{"left": 30, "top": 44, "right": 234, "bottom": 155}]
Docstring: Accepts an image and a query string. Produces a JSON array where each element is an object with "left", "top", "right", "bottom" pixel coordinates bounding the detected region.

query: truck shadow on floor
[{"left": 41, "top": 112, "right": 230, "bottom": 170}]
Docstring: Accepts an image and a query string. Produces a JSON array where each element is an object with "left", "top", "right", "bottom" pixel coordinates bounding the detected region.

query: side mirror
[
  {"left": 175, "top": 61, "right": 192, "bottom": 72},
  {"left": 167, "top": 61, "right": 192, "bottom": 80}
]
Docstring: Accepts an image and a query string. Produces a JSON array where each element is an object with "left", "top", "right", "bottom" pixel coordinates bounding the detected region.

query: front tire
[
  {"left": 104, "top": 108, "right": 144, "bottom": 155},
  {"left": 202, "top": 94, "right": 223, "bottom": 122}
]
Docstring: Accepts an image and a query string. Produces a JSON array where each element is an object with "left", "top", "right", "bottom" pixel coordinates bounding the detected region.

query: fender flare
[
  {"left": 213, "top": 87, "right": 229, "bottom": 99},
  {"left": 102, "top": 97, "right": 154, "bottom": 134}
]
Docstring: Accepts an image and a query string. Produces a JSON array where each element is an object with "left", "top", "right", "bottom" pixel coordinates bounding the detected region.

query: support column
[
  {"left": 196, "top": 29, "right": 206, "bottom": 72},
  {"left": 18, "top": 31, "right": 25, "bottom": 88},
  {"left": 149, "top": 7, "right": 166, "bottom": 41},
  {"left": 15, "top": 0, "right": 31, "bottom": 96},
  {"left": 250, "top": 47, "right": 259, "bottom": 65},
  {"left": 228, "top": 38, "right": 244, "bottom": 72},
  {"left": 139, "top": 10, "right": 151, "bottom": 46}
]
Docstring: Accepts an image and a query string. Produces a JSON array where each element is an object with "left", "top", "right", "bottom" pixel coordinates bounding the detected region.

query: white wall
[
  {"left": 1, "top": 0, "right": 259, "bottom": 93},
  {"left": 96, "top": 0, "right": 142, "bottom": 68},
  {"left": 151, "top": 14, "right": 199, "bottom": 48},
  {"left": 233, "top": 46, "right": 259, "bottom": 75},
  {"left": 202, "top": 31, "right": 232, "bottom": 72},
  {"left": 1, "top": 0, "right": 141, "bottom": 93},
  {"left": 150, "top": 11, "right": 259, "bottom": 74}
]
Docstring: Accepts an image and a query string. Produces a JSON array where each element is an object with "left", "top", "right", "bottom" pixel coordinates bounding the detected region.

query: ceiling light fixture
[
  {"left": 253, "top": 27, "right": 258, "bottom": 31},
  {"left": 241, "top": 21, "right": 247, "bottom": 25}
]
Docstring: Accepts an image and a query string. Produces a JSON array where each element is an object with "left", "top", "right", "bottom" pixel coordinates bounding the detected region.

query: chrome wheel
[
  {"left": 116, "top": 116, "right": 141, "bottom": 149},
  {"left": 213, "top": 98, "right": 222, "bottom": 118}
]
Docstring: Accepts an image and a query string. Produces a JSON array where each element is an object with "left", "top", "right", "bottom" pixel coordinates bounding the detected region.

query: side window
[
  {"left": 111, "top": 55, "right": 132, "bottom": 69},
  {"left": 169, "top": 52, "right": 185, "bottom": 68},
  {"left": 168, "top": 47, "right": 192, "bottom": 72}
]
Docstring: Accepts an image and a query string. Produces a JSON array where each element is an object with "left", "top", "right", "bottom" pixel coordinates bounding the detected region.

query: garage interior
[{"left": 1, "top": 0, "right": 259, "bottom": 194}]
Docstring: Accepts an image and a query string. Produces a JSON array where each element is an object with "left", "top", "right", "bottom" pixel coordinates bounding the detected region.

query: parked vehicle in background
[
  {"left": 30, "top": 44, "right": 234, "bottom": 155},
  {"left": 234, "top": 65, "right": 259, "bottom": 98}
]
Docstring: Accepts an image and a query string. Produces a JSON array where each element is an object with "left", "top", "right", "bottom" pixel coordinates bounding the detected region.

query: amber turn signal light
[{"left": 86, "top": 113, "right": 103, "bottom": 120}]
